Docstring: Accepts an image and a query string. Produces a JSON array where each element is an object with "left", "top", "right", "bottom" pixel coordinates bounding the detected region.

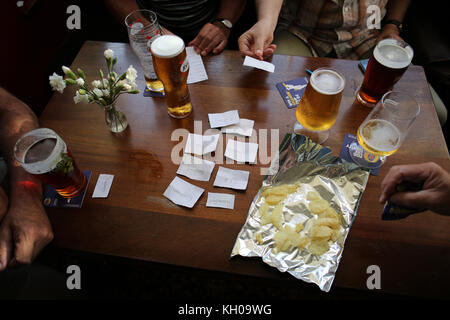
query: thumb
[
  {"left": 390, "top": 190, "right": 432, "bottom": 210},
  {"left": 12, "top": 229, "right": 35, "bottom": 265},
  {"left": 253, "top": 37, "right": 265, "bottom": 60}
]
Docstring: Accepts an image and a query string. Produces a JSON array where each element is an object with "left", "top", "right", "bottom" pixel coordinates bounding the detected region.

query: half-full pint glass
[
  {"left": 14, "top": 128, "right": 87, "bottom": 198},
  {"left": 357, "top": 38, "right": 413, "bottom": 107},
  {"left": 125, "top": 9, "right": 164, "bottom": 94},
  {"left": 295, "top": 68, "right": 345, "bottom": 143},
  {"left": 151, "top": 35, "right": 192, "bottom": 118}
]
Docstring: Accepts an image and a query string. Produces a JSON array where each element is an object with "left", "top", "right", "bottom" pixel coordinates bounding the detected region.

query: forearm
[
  {"left": 104, "top": 0, "right": 140, "bottom": 25},
  {"left": 216, "top": 0, "right": 247, "bottom": 24},
  {"left": 385, "top": 0, "right": 411, "bottom": 22},
  {"left": 0, "top": 88, "right": 42, "bottom": 202},
  {"left": 255, "top": 0, "right": 283, "bottom": 31}
]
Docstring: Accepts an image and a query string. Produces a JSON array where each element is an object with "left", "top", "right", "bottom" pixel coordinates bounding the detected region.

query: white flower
[
  {"left": 102, "top": 89, "right": 110, "bottom": 97},
  {"left": 49, "top": 72, "right": 66, "bottom": 93},
  {"left": 122, "top": 83, "right": 132, "bottom": 91},
  {"left": 76, "top": 78, "right": 85, "bottom": 86},
  {"left": 93, "top": 88, "right": 103, "bottom": 97},
  {"left": 104, "top": 49, "right": 114, "bottom": 59},
  {"left": 102, "top": 79, "right": 109, "bottom": 88},
  {"left": 73, "top": 91, "right": 89, "bottom": 104},
  {"left": 92, "top": 80, "right": 102, "bottom": 88},
  {"left": 62, "top": 66, "right": 71, "bottom": 74},
  {"left": 126, "top": 65, "right": 138, "bottom": 83}
]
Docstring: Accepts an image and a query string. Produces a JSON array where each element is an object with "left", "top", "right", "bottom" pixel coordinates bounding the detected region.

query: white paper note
[
  {"left": 213, "top": 166, "right": 250, "bottom": 190},
  {"left": 185, "top": 133, "right": 220, "bottom": 155},
  {"left": 186, "top": 46, "right": 208, "bottom": 84},
  {"left": 208, "top": 110, "right": 240, "bottom": 129},
  {"left": 221, "top": 119, "right": 255, "bottom": 137},
  {"left": 92, "top": 174, "right": 114, "bottom": 198},
  {"left": 163, "top": 176, "right": 204, "bottom": 208},
  {"left": 176, "top": 154, "right": 215, "bottom": 182},
  {"left": 224, "top": 139, "right": 259, "bottom": 163},
  {"left": 243, "top": 56, "right": 275, "bottom": 73},
  {"left": 206, "top": 192, "right": 235, "bottom": 210}
]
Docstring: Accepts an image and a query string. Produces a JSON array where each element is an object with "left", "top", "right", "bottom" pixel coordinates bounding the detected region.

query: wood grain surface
[{"left": 39, "top": 41, "right": 450, "bottom": 298}]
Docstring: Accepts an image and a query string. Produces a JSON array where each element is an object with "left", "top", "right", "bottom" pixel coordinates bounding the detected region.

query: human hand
[
  {"left": 0, "top": 189, "right": 53, "bottom": 271},
  {"left": 188, "top": 22, "right": 230, "bottom": 56},
  {"left": 376, "top": 24, "right": 403, "bottom": 43},
  {"left": 379, "top": 162, "right": 450, "bottom": 215},
  {"left": 0, "top": 187, "right": 7, "bottom": 221},
  {"left": 238, "top": 20, "right": 277, "bottom": 61}
]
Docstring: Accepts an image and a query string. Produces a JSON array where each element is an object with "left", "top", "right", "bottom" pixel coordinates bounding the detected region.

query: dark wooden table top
[{"left": 40, "top": 41, "right": 450, "bottom": 298}]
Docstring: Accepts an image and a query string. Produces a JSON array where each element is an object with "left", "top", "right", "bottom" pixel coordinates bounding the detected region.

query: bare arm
[
  {"left": 104, "top": 0, "right": 140, "bottom": 25},
  {"left": 238, "top": 0, "right": 283, "bottom": 60},
  {"left": 0, "top": 88, "right": 53, "bottom": 271},
  {"left": 377, "top": 0, "right": 411, "bottom": 42}
]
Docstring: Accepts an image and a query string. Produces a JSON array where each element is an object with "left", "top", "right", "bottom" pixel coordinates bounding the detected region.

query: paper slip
[
  {"left": 224, "top": 139, "right": 259, "bottom": 163},
  {"left": 163, "top": 176, "right": 204, "bottom": 208},
  {"left": 213, "top": 166, "right": 250, "bottom": 190},
  {"left": 186, "top": 46, "right": 208, "bottom": 84},
  {"left": 221, "top": 119, "right": 254, "bottom": 137},
  {"left": 243, "top": 56, "right": 275, "bottom": 73},
  {"left": 92, "top": 174, "right": 114, "bottom": 198},
  {"left": 206, "top": 192, "right": 235, "bottom": 210},
  {"left": 208, "top": 110, "right": 240, "bottom": 128},
  {"left": 185, "top": 133, "right": 220, "bottom": 155},
  {"left": 176, "top": 154, "right": 215, "bottom": 181}
]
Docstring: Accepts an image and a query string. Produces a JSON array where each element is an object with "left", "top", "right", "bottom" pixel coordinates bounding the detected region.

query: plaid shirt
[{"left": 278, "top": 0, "right": 388, "bottom": 60}]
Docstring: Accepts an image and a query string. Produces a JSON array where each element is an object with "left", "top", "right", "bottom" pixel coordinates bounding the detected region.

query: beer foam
[
  {"left": 360, "top": 119, "right": 401, "bottom": 152},
  {"left": 373, "top": 39, "right": 413, "bottom": 69},
  {"left": 310, "top": 69, "right": 345, "bottom": 95},
  {"left": 151, "top": 35, "right": 185, "bottom": 58}
]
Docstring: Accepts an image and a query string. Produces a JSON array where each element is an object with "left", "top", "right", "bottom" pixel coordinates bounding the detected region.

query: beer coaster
[
  {"left": 143, "top": 86, "right": 165, "bottom": 98},
  {"left": 339, "top": 133, "right": 379, "bottom": 176},
  {"left": 276, "top": 77, "right": 308, "bottom": 109},
  {"left": 43, "top": 170, "right": 91, "bottom": 208}
]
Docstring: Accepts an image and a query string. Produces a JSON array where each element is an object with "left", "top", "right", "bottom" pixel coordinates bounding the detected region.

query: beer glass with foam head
[
  {"left": 151, "top": 35, "right": 192, "bottom": 118},
  {"left": 349, "top": 91, "right": 420, "bottom": 169},
  {"left": 125, "top": 9, "right": 164, "bottom": 94},
  {"left": 14, "top": 128, "right": 87, "bottom": 198},
  {"left": 357, "top": 38, "right": 413, "bottom": 107},
  {"left": 294, "top": 68, "right": 345, "bottom": 143}
]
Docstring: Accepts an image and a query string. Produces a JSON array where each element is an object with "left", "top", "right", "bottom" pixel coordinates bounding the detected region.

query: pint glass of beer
[
  {"left": 151, "top": 35, "right": 192, "bottom": 118},
  {"left": 294, "top": 68, "right": 345, "bottom": 143},
  {"left": 349, "top": 91, "right": 420, "bottom": 169},
  {"left": 125, "top": 10, "right": 164, "bottom": 94},
  {"left": 14, "top": 128, "right": 87, "bottom": 198},
  {"left": 357, "top": 38, "right": 413, "bottom": 107}
]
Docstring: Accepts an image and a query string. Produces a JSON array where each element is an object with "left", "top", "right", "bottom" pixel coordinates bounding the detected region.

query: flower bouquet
[{"left": 49, "top": 49, "right": 139, "bottom": 133}]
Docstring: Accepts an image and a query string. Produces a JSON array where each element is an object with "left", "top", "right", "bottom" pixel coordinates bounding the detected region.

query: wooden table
[{"left": 40, "top": 41, "right": 450, "bottom": 298}]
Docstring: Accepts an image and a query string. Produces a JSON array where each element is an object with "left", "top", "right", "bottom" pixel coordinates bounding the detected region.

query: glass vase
[{"left": 104, "top": 103, "right": 128, "bottom": 133}]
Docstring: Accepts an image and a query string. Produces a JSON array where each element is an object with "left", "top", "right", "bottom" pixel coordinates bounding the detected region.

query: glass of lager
[
  {"left": 125, "top": 10, "right": 165, "bottom": 94},
  {"left": 294, "top": 67, "right": 345, "bottom": 143},
  {"left": 349, "top": 91, "right": 420, "bottom": 169},
  {"left": 151, "top": 35, "right": 192, "bottom": 118},
  {"left": 14, "top": 128, "right": 87, "bottom": 198},
  {"left": 357, "top": 38, "right": 413, "bottom": 107}
]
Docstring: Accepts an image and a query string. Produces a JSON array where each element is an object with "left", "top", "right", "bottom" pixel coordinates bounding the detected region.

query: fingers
[
  {"left": 212, "top": 40, "right": 227, "bottom": 55},
  {"left": 0, "top": 224, "right": 13, "bottom": 271},
  {"left": 379, "top": 163, "right": 436, "bottom": 203},
  {"left": 0, "top": 187, "right": 7, "bottom": 221},
  {"left": 238, "top": 34, "right": 257, "bottom": 58},
  {"left": 11, "top": 227, "right": 35, "bottom": 265},
  {"left": 389, "top": 190, "right": 433, "bottom": 210},
  {"left": 262, "top": 44, "right": 277, "bottom": 60},
  {"left": 191, "top": 23, "right": 228, "bottom": 56}
]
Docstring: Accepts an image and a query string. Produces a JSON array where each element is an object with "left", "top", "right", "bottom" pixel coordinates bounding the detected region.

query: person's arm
[
  {"left": 379, "top": 162, "right": 450, "bottom": 215},
  {"left": 104, "top": 0, "right": 140, "bottom": 26},
  {"left": 188, "top": 0, "right": 247, "bottom": 56},
  {"left": 377, "top": 0, "right": 411, "bottom": 42},
  {"left": 0, "top": 88, "right": 53, "bottom": 271},
  {"left": 238, "top": 0, "right": 283, "bottom": 60}
]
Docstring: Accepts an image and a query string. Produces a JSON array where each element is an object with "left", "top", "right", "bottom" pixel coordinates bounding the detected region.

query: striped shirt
[
  {"left": 136, "top": 0, "right": 219, "bottom": 41},
  {"left": 278, "top": 0, "right": 388, "bottom": 59}
]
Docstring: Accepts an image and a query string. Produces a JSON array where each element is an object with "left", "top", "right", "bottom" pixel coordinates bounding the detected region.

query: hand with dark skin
[
  {"left": 0, "top": 88, "right": 53, "bottom": 271},
  {"left": 379, "top": 162, "right": 450, "bottom": 215},
  {"left": 376, "top": 0, "right": 411, "bottom": 43}
]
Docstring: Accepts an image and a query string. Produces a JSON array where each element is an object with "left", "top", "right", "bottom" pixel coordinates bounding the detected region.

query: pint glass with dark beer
[
  {"left": 14, "top": 128, "right": 87, "bottom": 198},
  {"left": 357, "top": 38, "right": 413, "bottom": 107},
  {"left": 151, "top": 35, "right": 192, "bottom": 118},
  {"left": 295, "top": 68, "right": 345, "bottom": 143}
]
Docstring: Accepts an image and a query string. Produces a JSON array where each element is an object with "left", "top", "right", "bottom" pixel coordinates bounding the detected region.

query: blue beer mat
[
  {"left": 276, "top": 77, "right": 308, "bottom": 109},
  {"left": 143, "top": 85, "right": 165, "bottom": 98},
  {"left": 339, "top": 133, "right": 379, "bottom": 176},
  {"left": 43, "top": 170, "right": 91, "bottom": 208}
]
